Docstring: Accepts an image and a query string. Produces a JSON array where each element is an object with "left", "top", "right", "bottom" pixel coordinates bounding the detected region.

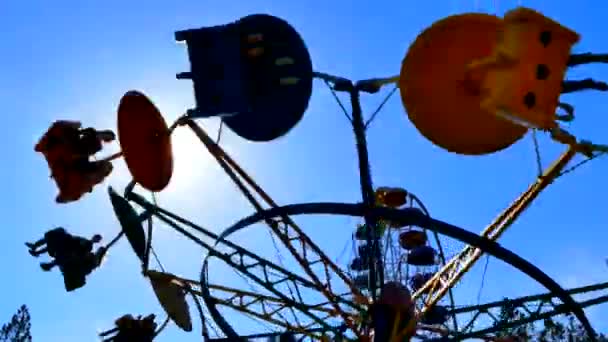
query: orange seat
[
  {"left": 52, "top": 161, "right": 113, "bottom": 203},
  {"left": 400, "top": 8, "right": 580, "bottom": 155},
  {"left": 400, "top": 13, "right": 527, "bottom": 155},
  {"left": 35, "top": 120, "right": 81, "bottom": 154},
  {"left": 36, "top": 121, "right": 114, "bottom": 203}
]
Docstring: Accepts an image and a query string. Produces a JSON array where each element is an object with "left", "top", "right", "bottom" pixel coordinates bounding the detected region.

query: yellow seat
[
  {"left": 468, "top": 7, "right": 580, "bottom": 130},
  {"left": 375, "top": 186, "right": 408, "bottom": 208}
]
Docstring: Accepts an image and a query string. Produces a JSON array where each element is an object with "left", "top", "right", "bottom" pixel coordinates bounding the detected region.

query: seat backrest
[{"left": 469, "top": 7, "right": 580, "bottom": 130}]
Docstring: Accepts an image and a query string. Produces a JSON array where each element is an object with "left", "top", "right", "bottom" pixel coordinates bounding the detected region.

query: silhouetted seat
[
  {"left": 59, "top": 247, "right": 105, "bottom": 292},
  {"left": 35, "top": 120, "right": 115, "bottom": 203},
  {"left": 421, "top": 305, "right": 448, "bottom": 325},
  {"left": 27, "top": 229, "right": 105, "bottom": 292},
  {"left": 399, "top": 230, "right": 427, "bottom": 250},
  {"left": 409, "top": 272, "right": 435, "bottom": 293},
  {"left": 350, "top": 257, "right": 369, "bottom": 272},
  {"left": 100, "top": 314, "right": 157, "bottom": 342},
  {"left": 406, "top": 246, "right": 437, "bottom": 266}
]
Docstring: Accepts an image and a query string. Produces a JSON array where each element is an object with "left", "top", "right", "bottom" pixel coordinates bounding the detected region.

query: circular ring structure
[
  {"left": 202, "top": 202, "right": 596, "bottom": 340},
  {"left": 400, "top": 13, "right": 528, "bottom": 155},
  {"left": 117, "top": 90, "right": 174, "bottom": 192}
]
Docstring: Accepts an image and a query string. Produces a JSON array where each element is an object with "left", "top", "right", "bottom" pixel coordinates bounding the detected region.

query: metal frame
[{"left": 112, "top": 69, "right": 606, "bottom": 339}]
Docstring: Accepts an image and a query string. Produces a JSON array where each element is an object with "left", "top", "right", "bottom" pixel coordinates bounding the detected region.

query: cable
[
  {"left": 336, "top": 236, "right": 350, "bottom": 265},
  {"left": 558, "top": 152, "right": 606, "bottom": 178},
  {"left": 150, "top": 246, "right": 165, "bottom": 273},
  {"left": 216, "top": 120, "right": 224, "bottom": 144},
  {"left": 476, "top": 255, "right": 490, "bottom": 305},
  {"left": 532, "top": 130, "right": 543, "bottom": 177},
  {"left": 150, "top": 193, "right": 166, "bottom": 272},
  {"left": 364, "top": 86, "right": 397, "bottom": 129},
  {"left": 322, "top": 80, "right": 352, "bottom": 123},
  {"left": 267, "top": 224, "right": 303, "bottom": 327}
]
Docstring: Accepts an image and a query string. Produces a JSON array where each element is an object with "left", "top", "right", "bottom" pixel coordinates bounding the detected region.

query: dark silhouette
[
  {"left": 493, "top": 299, "right": 608, "bottom": 341},
  {"left": 99, "top": 314, "right": 157, "bottom": 342},
  {"left": 0, "top": 305, "right": 32, "bottom": 342},
  {"left": 265, "top": 333, "right": 296, "bottom": 342},
  {"left": 26, "top": 228, "right": 107, "bottom": 291},
  {"left": 34, "top": 120, "right": 115, "bottom": 203}
]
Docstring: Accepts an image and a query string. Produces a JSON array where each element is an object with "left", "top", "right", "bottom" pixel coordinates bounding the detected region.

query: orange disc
[
  {"left": 400, "top": 14, "right": 527, "bottom": 155},
  {"left": 117, "top": 90, "right": 173, "bottom": 192}
]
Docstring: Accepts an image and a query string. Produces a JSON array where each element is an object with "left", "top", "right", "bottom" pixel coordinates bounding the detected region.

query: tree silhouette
[
  {"left": 494, "top": 299, "right": 608, "bottom": 341},
  {"left": 0, "top": 305, "right": 32, "bottom": 342}
]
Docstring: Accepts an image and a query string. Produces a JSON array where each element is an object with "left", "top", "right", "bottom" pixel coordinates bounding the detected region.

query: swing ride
[{"left": 30, "top": 7, "right": 608, "bottom": 341}]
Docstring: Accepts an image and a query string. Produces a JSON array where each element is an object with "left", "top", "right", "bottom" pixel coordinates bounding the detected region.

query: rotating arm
[{"left": 412, "top": 146, "right": 577, "bottom": 311}]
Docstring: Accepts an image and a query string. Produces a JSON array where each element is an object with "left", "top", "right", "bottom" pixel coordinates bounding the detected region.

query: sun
[{"left": 164, "top": 123, "right": 213, "bottom": 195}]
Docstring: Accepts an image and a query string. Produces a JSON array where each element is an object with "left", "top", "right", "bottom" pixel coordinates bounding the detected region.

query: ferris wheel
[{"left": 29, "top": 7, "right": 608, "bottom": 342}]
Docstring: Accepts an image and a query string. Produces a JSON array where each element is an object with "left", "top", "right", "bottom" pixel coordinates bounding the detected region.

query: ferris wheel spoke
[{"left": 414, "top": 147, "right": 578, "bottom": 310}]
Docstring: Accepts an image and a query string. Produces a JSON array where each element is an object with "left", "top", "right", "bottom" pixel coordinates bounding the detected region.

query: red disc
[
  {"left": 117, "top": 90, "right": 173, "bottom": 192},
  {"left": 400, "top": 14, "right": 527, "bottom": 155}
]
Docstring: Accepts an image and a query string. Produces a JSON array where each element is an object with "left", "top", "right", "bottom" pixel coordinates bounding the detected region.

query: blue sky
[{"left": 1, "top": 0, "right": 608, "bottom": 340}]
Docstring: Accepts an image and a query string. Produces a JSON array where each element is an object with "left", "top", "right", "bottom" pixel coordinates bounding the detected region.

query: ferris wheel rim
[{"left": 200, "top": 202, "right": 596, "bottom": 340}]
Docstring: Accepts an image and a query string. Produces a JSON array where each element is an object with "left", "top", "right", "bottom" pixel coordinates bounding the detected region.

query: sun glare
[
  {"left": 78, "top": 87, "right": 234, "bottom": 208},
  {"left": 166, "top": 126, "right": 213, "bottom": 195}
]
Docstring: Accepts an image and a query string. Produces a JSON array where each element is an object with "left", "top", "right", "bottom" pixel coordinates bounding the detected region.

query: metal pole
[{"left": 349, "top": 86, "right": 383, "bottom": 299}]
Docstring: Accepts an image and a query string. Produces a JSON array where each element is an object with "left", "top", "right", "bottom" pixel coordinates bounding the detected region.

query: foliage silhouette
[
  {"left": 494, "top": 298, "right": 608, "bottom": 341},
  {"left": 0, "top": 305, "right": 32, "bottom": 342}
]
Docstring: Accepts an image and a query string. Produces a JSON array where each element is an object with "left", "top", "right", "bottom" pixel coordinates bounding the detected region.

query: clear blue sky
[{"left": 1, "top": 0, "right": 608, "bottom": 340}]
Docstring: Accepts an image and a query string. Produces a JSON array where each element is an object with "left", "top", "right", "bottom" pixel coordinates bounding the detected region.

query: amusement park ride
[{"left": 29, "top": 6, "right": 608, "bottom": 342}]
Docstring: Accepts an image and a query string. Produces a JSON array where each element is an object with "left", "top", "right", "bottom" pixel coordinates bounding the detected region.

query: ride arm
[{"left": 413, "top": 145, "right": 578, "bottom": 311}]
